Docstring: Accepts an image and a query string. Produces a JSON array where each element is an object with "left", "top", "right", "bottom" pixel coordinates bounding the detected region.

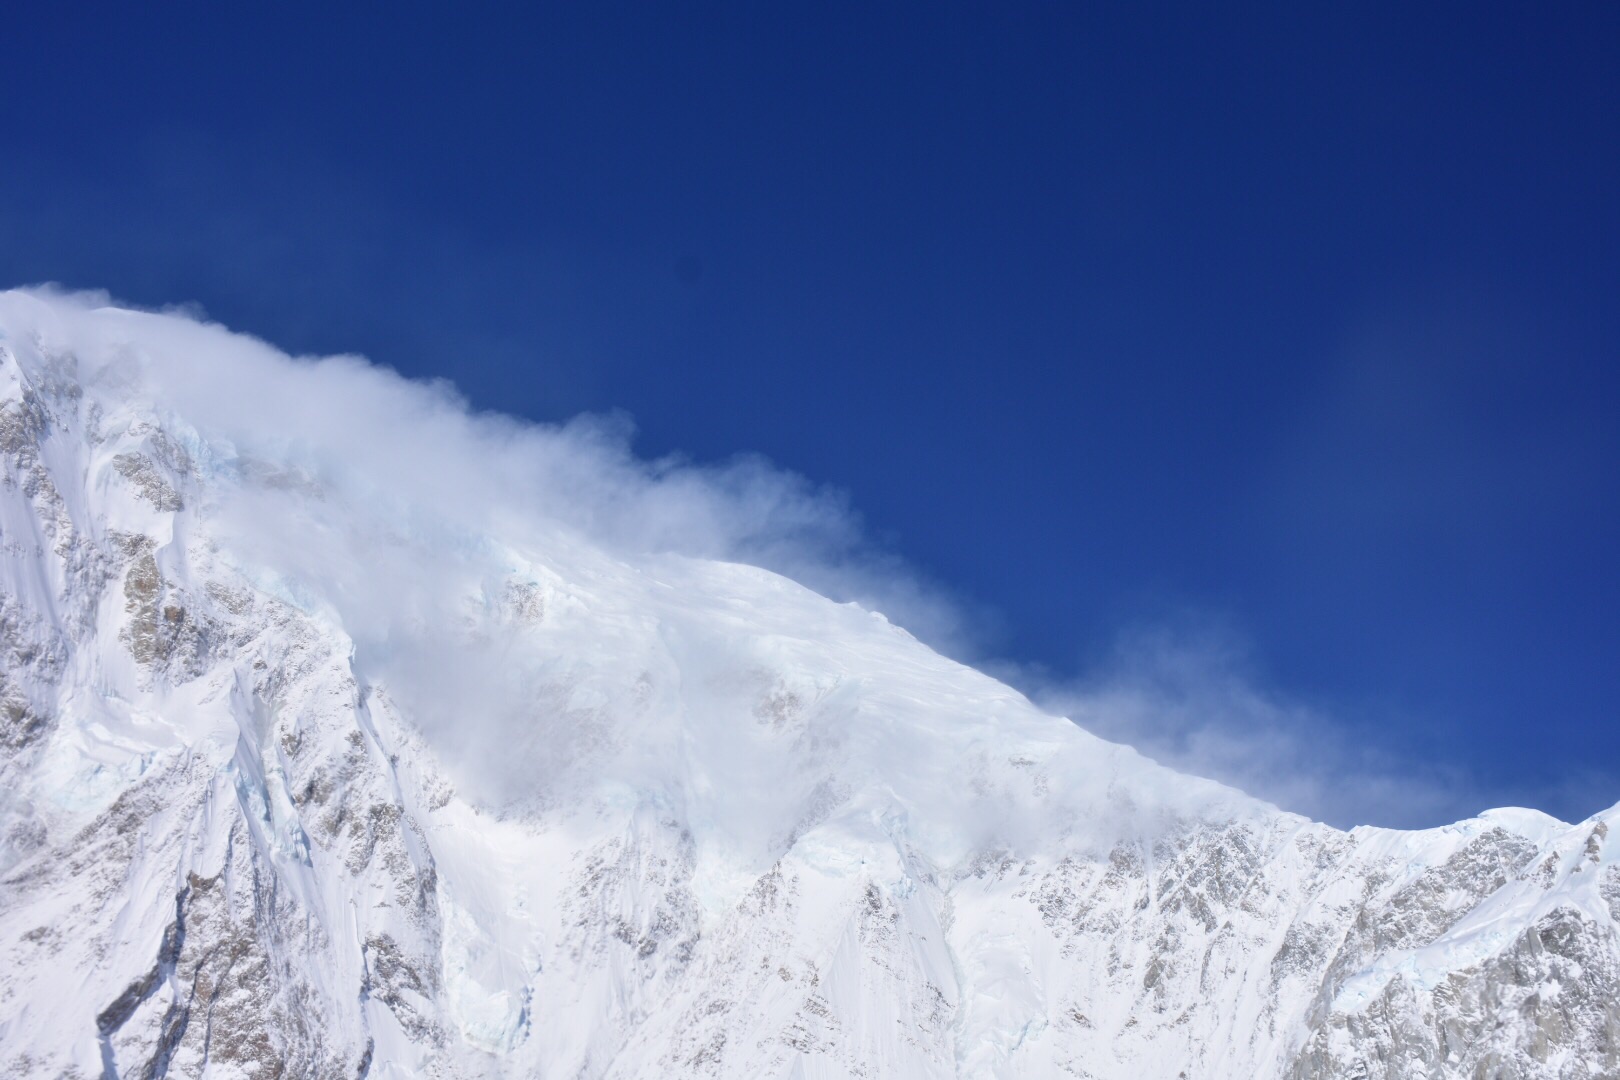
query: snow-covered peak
[{"left": 1, "top": 288, "right": 1614, "bottom": 1079}]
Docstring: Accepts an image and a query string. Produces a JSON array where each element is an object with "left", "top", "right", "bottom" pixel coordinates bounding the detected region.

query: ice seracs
[{"left": 0, "top": 288, "right": 1616, "bottom": 1079}]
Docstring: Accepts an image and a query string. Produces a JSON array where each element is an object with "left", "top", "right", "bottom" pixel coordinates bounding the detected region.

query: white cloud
[
  {"left": 4, "top": 285, "right": 989, "bottom": 813},
  {"left": 6, "top": 285, "right": 960, "bottom": 630},
  {"left": 5, "top": 285, "right": 1581, "bottom": 830},
  {"left": 1003, "top": 618, "right": 1504, "bottom": 830}
]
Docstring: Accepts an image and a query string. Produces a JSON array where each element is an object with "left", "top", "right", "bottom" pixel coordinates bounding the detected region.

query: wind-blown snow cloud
[
  {"left": 1007, "top": 619, "right": 1520, "bottom": 830},
  {"left": 2, "top": 286, "right": 1536, "bottom": 830},
  {"left": 8, "top": 285, "right": 961, "bottom": 636},
  {"left": 5, "top": 286, "right": 992, "bottom": 815}
]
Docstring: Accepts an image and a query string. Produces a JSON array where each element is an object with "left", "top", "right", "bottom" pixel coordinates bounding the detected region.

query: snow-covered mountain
[{"left": 1, "top": 288, "right": 1616, "bottom": 1079}]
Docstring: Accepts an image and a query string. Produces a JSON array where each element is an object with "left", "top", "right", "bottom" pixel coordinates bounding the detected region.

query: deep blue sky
[{"left": 5, "top": 4, "right": 1617, "bottom": 824}]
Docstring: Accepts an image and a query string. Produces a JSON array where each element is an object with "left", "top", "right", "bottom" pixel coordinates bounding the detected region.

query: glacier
[{"left": 0, "top": 287, "right": 1616, "bottom": 1079}]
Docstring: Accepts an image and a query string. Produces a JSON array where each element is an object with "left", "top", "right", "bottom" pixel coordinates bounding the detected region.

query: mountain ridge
[{"left": 1, "top": 289, "right": 1616, "bottom": 1078}]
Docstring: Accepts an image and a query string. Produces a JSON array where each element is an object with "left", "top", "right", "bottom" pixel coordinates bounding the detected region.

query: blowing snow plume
[
  {"left": 0, "top": 287, "right": 974, "bottom": 798},
  {"left": 0, "top": 287, "right": 1551, "bottom": 826}
]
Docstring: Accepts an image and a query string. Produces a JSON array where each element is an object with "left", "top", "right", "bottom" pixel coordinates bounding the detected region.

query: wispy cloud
[
  {"left": 1001, "top": 616, "right": 1543, "bottom": 830},
  {"left": 6, "top": 286, "right": 991, "bottom": 815},
  {"left": 6, "top": 286, "right": 1591, "bottom": 831},
  {"left": 7, "top": 285, "right": 962, "bottom": 635}
]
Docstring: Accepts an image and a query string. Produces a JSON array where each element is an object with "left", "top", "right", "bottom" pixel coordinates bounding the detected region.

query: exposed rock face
[{"left": 0, "top": 291, "right": 1616, "bottom": 1079}]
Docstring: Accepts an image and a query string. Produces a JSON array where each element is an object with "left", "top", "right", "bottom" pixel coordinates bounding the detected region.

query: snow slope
[{"left": 0, "top": 289, "right": 1616, "bottom": 1079}]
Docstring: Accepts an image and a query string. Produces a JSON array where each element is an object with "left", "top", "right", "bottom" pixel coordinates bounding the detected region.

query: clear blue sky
[{"left": 5, "top": 4, "right": 1617, "bottom": 824}]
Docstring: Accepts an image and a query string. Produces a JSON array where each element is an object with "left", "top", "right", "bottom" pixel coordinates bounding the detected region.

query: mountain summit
[{"left": 1, "top": 289, "right": 1615, "bottom": 1078}]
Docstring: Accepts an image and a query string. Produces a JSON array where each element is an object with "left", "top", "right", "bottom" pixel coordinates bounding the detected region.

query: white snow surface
[{"left": 0, "top": 289, "right": 1616, "bottom": 1079}]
